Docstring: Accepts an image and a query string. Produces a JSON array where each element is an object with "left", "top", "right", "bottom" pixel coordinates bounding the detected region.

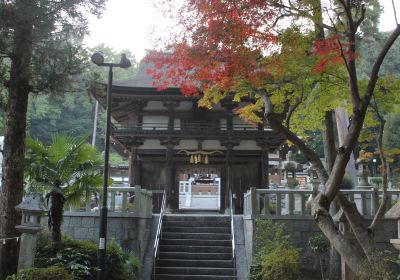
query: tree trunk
[
  {"left": 323, "top": 111, "right": 336, "bottom": 173},
  {"left": 323, "top": 111, "right": 341, "bottom": 280},
  {"left": 0, "top": 0, "right": 34, "bottom": 277},
  {"left": 313, "top": 196, "right": 368, "bottom": 278},
  {"left": 335, "top": 108, "right": 357, "bottom": 186},
  {"left": 47, "top": 186, "right": 66, "bottom": 250}
]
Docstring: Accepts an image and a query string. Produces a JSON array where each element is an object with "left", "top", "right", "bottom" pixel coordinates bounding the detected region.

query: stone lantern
[
  {"left": 280, "top": 151, "right": 302, "bottom": 214},
  {"left": 384, "top": 201, "right": 400, "bottom": 255},
  {"left": 280, "top": 151, "right": 303, "bottom": 189},
  {"left": 333, "top": 208, "right": 358, "bottom": 280},
  {"left": 15, "top": 193, "right": 46, "bottom": 270},
  {"left": 307, "top": 166, "right": 321, "bottom": 195},
  {"left": 356, "top": 158, "right": 371, "bottom": 188}
]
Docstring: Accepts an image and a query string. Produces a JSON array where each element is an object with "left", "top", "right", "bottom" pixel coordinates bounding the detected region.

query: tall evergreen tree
[{"left": 0, "top": 0, "right": 106, "bottom": 277}]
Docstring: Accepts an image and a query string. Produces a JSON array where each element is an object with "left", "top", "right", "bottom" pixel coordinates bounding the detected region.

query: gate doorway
[{"left": 176, "top": 166, "right": 222, "bottom": 210}]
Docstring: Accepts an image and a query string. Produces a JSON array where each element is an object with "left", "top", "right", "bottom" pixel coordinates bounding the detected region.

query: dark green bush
[
  {"left": 340, "top": 175, "right": 355, "bottom": 189},
  {"left": 35, "top": 234, "right": 139, "bottom": 280},
  {"left": 6, "top": 266, "right": 72, "bottom": 280},
  {"left": 261, "top": 245, "right": 300, "bottom": 280}
]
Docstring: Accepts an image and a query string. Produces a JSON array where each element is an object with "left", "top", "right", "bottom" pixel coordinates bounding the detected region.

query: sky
[{"left": 84, "top": 0, "right": 399, "bottom": 61}]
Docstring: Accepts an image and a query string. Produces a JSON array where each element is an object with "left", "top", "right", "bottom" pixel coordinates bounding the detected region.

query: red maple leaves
[
  {"left": 146, "top": 1, "right": 357, "bottom": 94},
  {"left": 312, "top": 34, "right": 357, "bottom": 73}
]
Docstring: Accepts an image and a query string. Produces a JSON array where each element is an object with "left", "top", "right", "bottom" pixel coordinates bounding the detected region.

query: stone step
[
  {"left": 159, "top": 252, "right": 232, "bottom": 260},
  {"left": 156, "top": 266, "right": 234, "bottom": 276},
  {"left": 159, "top": 245, "right": 231, "bottom": 253},
  {"left": 163, "top": 226, "right": 230, "bottom": 233},
  {"left": 162, "top": 232, "right": 231, "bottom": 240},
  {"left": 156, "top": 259, "right": 234, "bottom": 268},
  {"left": 163, "top": 221, "right": 230, "bottom": 228},
  {"left": 164, "top": 215, "right": 230, "bottom": 222},
  {"left": 154, "top": 274, "right": 235, "bottom": 279},
  {"left": 160, "top": 238, "right": 231, "bottom": 246}
]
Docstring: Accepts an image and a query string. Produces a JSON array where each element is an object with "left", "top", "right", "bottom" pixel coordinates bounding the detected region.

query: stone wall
[
  {"left": 60, "top": 212, "right": 153, "bottom": 261},
  {"left": 244, "top": 217, "right": 398, "bottom": 278}
]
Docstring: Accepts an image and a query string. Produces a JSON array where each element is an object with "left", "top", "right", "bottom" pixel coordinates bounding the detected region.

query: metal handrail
[
  {"left": 229, "top": 189, "right": 236, "bottom": 279},
  {"left": 153, "top": 190, "right": 166, "bottom": 279}
]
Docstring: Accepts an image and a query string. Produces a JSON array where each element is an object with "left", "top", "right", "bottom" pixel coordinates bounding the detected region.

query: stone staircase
[{"left": 153, "top": 214, "right": 235, "bottom": 279}]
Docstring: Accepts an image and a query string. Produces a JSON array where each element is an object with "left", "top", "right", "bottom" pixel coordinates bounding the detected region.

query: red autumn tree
[{"left": 147, "top": 0, "right": 400, "bottom": 276}]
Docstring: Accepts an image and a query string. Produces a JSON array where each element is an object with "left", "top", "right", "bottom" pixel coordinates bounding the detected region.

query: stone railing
[
  {"left": 66, "top": 185, "right": 153, "bottom": 218},
  {"left": 243, "top": 187, "right": 400, "bottom": 219}
]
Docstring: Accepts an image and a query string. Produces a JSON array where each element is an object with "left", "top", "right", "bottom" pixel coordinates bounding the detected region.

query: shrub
[
  {"left": 308, "top": 234, "right": 330, "bottom": 279},
  {"left": 260, "top": 245, "right": 300, "bottom": 280},
  {"left": 340, "top": 175, "right": 355, "bottom": 189},
  {"left": 250, "top": 220, "right": 297, "bottom": 280},
  {"left": 35, "top": 234, "right": 139, "bottom": 280},
  {"left": 6, "top": 266, "right": 72, "bottom": 280},
  {"left": 308, "top": 234, "right": 330, "bottom": 254}
]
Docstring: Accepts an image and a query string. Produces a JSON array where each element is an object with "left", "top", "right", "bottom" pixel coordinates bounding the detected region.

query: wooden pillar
[
  {"left": 132, "top": 147, "right": 141, "bottom": 185},
  {"left": 225, "top": 147, "right": 233, "bottom": 213},
  {"left": 161, "top": 139, "right": 180, "bottom": 213},
  {"left": 221, "top": 139, "right": 239, "bottom": 213},
  {"left": 257, "top": 141, "right": 270, "bottom": 188},
  {"left": 128, "top": 147, "right": 141, "bottom": 186},
  {"left": 163, "top": 100, "right": 179, "bottom": 131},
  {"left": 128, "top": 139, "right": 144, "bottom": 186}
]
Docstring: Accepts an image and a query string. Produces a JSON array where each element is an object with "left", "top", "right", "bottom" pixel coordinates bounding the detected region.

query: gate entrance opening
[{"left": 177, "top": 166, "right": 221, "bottom": 210}]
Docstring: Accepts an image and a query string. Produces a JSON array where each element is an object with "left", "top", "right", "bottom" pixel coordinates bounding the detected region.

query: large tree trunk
[{"left": 0, "top": 1, "right": 33, "bottom": 278}]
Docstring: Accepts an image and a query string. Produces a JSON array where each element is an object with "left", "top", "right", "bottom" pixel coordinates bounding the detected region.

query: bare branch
[
  {"left": 368, "top": 96, "right": 388, "bottom": 229},
  {"left": 364, "top": 25, "right": 400, "bottom": 105},
  {"left": 285, "top": 89, "right": 303, "bottom": 129},
  {"left": 355, "top": 4, "right": 366, "bottom": 30},
  {"left": 393, "top": 0, "right": 399, "bottom": 25}
]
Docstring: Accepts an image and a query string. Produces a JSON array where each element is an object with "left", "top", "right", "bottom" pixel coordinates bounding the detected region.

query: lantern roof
[
  {"left": 15, "top": 193, "right": 46, "bottom": 213},
  {"left": 385, "top": 201, "right": 400, "bottom": 219}
]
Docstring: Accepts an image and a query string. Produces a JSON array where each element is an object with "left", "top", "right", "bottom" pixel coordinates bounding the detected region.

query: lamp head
[
  {"left": 91, "top": 52, "right": 104, "bottom": 66},
  {"left": 119, "top": 53, "right": 131, "bottom": 68}
]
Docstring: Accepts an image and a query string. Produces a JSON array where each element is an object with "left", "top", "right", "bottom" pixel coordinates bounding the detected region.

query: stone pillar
[
  {"left": 384, "top": 201, "right": 400, "bottom": 257},
  {"left": 333, "top": 209, "right": 358, "bottom": 280},
  {"left": 161, "top": 139, "right": 180, "bottom": 212},
  {"left": 15, "top": 193, "right": 46, "bottom": 271}
]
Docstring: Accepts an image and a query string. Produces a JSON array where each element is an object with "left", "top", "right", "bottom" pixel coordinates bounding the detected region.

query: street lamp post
[{"left": 91, "top": 52, "right": 131, "bottom": 280}]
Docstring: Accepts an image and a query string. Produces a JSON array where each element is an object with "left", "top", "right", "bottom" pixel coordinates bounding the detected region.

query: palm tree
[{"left": 25, "top": 134, "right": 103, "bottom": 248}]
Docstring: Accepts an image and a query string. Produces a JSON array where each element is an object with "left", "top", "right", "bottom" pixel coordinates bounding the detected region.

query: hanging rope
[{"left": 0, "top": 236, "right": 20, "bottom": 245}]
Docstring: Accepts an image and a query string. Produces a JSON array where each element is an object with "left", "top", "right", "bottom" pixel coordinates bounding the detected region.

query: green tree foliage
[
  {"left": 24, "top": 134, "right": 103, "bottom": 247},
  {"left": 26, "top": 45, "right": 138, "bottom": 146},
  {"left": 383, "top": 113, "right": 400, "bottom": 179}
]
